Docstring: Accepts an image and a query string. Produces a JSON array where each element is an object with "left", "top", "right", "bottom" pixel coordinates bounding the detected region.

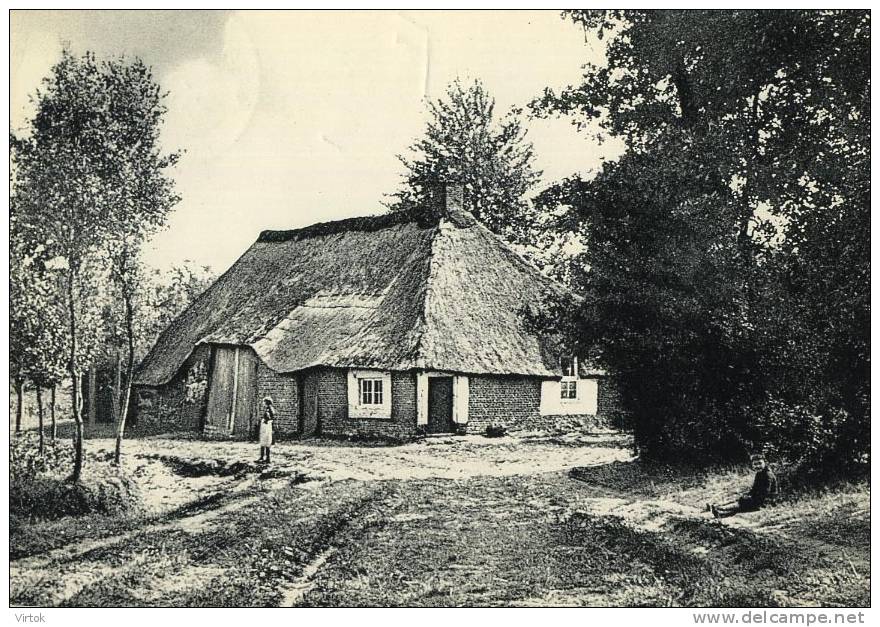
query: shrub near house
[{"left": 134, "top": 186, "right": 623, "bottom": 440}]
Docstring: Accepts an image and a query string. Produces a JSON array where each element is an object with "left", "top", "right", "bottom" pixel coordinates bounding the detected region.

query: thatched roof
[{"left": 135, "top": 207, "right": 579, "bottom": 386}]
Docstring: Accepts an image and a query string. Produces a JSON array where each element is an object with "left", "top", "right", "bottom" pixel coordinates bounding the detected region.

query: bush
[
  {"left": 755, "top": 397, "right": 870, "bottom": 478},
  {"left": 485, "top": 424, "right": 506, "bottom": 438},
  {"left": 10, "top": 474, "right": 139, "bottom": 521},
  {"left": 10, "top": 432, "right": 141, "bottom": 521}
]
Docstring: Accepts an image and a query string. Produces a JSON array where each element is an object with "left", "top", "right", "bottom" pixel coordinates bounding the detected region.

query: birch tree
[{"left": 12, "top": 50, "right": 180, "bottom": 479}]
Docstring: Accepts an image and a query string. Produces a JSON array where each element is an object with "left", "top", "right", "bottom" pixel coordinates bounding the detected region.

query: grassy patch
[
  {"left": 297, "top": 472, "right": 870, "bottom": 607},
  {"left": 520, "top": 432, "right": 632, "bottom": 449},
  {"left": 45, "top": 479, "right": 390, "bottom": 607},
  {"left": 11, "top": 433, "right": 141, "bottom": 523},
  {"left": 10, "top": 511, "right": 147, "bottom": 561}
]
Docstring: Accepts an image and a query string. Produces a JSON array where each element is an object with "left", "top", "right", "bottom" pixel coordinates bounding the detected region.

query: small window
[
  {"left": 359, "top": 378, "right": 384, "bottom": 405},
  {"left": 561, "top": 356, "right": 578, "bottom": 401}
]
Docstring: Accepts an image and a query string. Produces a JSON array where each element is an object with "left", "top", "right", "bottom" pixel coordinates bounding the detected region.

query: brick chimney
[
  {"left": 443, "top": 183, "right": 464, "bottom": 213},
  {"left": 426, "top": 182, "right": 464, "bottom": 216}
]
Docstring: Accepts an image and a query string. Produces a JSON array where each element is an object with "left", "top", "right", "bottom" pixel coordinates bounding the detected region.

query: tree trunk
[
  {"left": 114, "top": 284, "right": 136, "bottom": 465},
  {"left": 87, "top": 367, "right": 97, "bottom": 428},
  {"left": 14, "top": 378, "right": 23, "bottom": 434},
  {"left": 114, "top": 347, "right": 122, "bottom": 413},
  {"left": 738, "top": 93, "right": 762, "bottom": 253},
  {"left": 50, "top": 384, "right": 57, "bottom": 443},
  {"left": 67, "top": 269, "right": 84, "bottom": 483},
  {"left": 672, "top": 60, "right": 697, "bottom": 128},
  {"left": 36, "top": 385, "right": 45, "bottom": 456}
]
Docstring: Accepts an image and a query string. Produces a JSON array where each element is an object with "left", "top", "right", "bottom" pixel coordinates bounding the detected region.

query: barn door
[
  {"left": 205, "top": 346, "right": 257, "bottom": 437},
  {"left": 233, "top": 349, "right": 257, "bottom": 437}
]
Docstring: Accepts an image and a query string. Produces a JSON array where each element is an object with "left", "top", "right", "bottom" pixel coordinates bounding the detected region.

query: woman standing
[{"left": 257, "top": 397, "right": 275, "bottom": 464}]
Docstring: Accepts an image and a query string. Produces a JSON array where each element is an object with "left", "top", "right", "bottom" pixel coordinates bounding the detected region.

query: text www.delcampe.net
[{"left": 693, "top": 612, "right": 866, "bottom": 625}]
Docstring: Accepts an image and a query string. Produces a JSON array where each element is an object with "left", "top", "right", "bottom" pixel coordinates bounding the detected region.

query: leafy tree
[
  {"left": 535, "top": 10, "right": 869, "bottom": 465},
  {"left": 12, "top": 50, "right": 180, "bottom": 480},
  {"left": 137, "top": 262, "right": 214, "bottom": 360},
  {"left": 9, "top": 243, "right": 30, "bottom": 435},
  {"left": 9, "top": 261, "right": 68, "bottom": 451},
  {"left": 102, "top": 100, "right": 180, "bottom": 464},
  {"left": 389, "top": 79, "right": 542, "bottom": 245},
  {"left": 10, "top": 157, "right": 68, "bottom": 444},
  {"left": 25, "top": 304, "right": 67, "bottom": 455},
  {"left": 10, "top": 141, "right": 32, "bottom": 435}
]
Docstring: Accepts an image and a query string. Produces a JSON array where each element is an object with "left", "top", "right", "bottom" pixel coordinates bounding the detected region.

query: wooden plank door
[
  {"left": 233, "top": 349, "right": 257, "bottom": 437},
  {"left": 205, "top": 346, "right": 237, "bottom": 435},
  {"left": 206, "top": 346, "right": 259, "bottom": 437}
]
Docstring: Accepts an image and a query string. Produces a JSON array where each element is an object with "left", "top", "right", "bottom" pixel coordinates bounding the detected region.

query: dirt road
[{"left": 10, "top": 432, "right": 869, "bottom": 607}]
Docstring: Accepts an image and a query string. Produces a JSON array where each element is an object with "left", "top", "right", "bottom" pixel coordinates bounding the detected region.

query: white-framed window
[
  {"left": 561, "top": 356, "right": 578, "bottom": 401},
  {"left": 348, "top": 370, "right": 392, "bottom": 419},
  {"left": 359, "top": 377, "right": 384, "bottom": 406}
]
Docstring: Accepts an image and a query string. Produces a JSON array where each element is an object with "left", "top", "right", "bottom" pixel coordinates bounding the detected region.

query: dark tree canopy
[
  {"left": 389, "top": 79, "right": 542, "bottom": 245},
  {"left": 535, "top": 10, "right": 869, "bottom": 467}
]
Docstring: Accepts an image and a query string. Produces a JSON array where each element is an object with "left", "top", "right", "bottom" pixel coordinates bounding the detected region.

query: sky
[{"left": 10, "top": 10, "right": 622, "bottom": 275}]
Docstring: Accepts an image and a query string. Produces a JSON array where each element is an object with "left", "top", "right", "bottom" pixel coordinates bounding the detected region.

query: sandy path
[
  {"left": 12, "top": 432, "right": 634, "bottom": 607},
  {"left": 91, "top": 432, "right": 634, "bottom": 482}
]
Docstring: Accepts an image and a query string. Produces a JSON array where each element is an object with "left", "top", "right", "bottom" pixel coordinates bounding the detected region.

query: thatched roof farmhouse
[{"left": 133, "top": 186, "right": 620, "bottom": 439}]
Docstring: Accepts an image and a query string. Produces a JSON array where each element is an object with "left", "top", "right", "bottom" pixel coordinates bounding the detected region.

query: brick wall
[
  {"left": 255, "top": 359, "right": 300, "bottom": 438},
  {"left": 129, "top": 344, "right": 211, "bottom": 437},
  {"left": 302, "top": 370, "right": 319, "bottom": 436},
  {"left": 466, "top": 375, "right": 542, "bottom": 433},
  {"left": 597, "top": 376, "right": 628, "bottom": 429},
  {"left": 391, "top": 372, "right": 418, "bottom": 436},
  {"left": 316, "top": 368, "right": 418, "bottom": 440},
  {"left": 132, "top": 362, "right": 628, "bottom": 441},
  {"left": 310, "top": 368, "right": 347, "bottom": 435},
  {"left": 466, "top": 374, "right": 624, "bottom": 434}
]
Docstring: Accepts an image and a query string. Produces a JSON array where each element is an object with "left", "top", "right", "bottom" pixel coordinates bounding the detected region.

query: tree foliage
[
  {"left": 135, "top": 262, "right": 215, "bottom": 360},
  {"left": 535, "top": 10, "right": 869, "bottom": 467},
  {"left": 10, "top": 139, "right": 69, "bottom": 438},
  {"left": 389, "top": 79, "right": 542, "bottom": 245},
  {"left": 12, "top": 50, "right": 181, "bottom": 479}
]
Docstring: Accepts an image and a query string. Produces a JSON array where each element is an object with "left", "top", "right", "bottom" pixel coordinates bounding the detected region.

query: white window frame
[
  {"left": 540, "top": 356, "right": 599, "bottom": 416},
  {"left": 358, "top": 377, "right": 385, "bottom": 406},
  {"left": 560, "top": 379, "right": 578, "bottom": 401},
  {"left": 560, "top": 356, "right": 579, "bottom": 403},
  {"left": 348, "top": 369, "right": 392, "bottom": 419}
]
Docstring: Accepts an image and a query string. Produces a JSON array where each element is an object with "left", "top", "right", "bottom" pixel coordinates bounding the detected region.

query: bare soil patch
[{"left": 10, "top": 431, "right": 868, "bottom": 607}]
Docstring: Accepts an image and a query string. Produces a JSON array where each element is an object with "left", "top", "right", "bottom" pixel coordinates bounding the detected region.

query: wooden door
[
  {"left": 233, "top": 349, "right": 257, "bottom": 437},
  {"left": 205, "top": 347, "right": 237, "bottom": 434},
  {"left": 427, "top": 377, "right": 454, "bottom": 434},
  {"left": 205, "top": 346, "right": 258, "bottom": 437}
]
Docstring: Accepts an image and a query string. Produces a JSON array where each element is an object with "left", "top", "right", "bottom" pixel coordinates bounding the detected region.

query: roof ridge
[
  {"left": 408, "top": 223, "right": 443, "bottom": 370},
  {"left": 136, "top": 203, "right": 578, "bottom": 386},
  {"left": 257, "top": 206, "right": 438, "bottom": 243}
]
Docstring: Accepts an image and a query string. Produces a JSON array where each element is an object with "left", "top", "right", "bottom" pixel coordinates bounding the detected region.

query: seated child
[{"left": 709, "top": 453, "right": 778, "bottom": 518}]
